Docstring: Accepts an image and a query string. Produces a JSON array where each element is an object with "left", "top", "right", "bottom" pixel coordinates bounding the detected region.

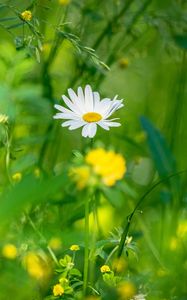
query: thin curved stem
[
  {"left": 27, "top": 214, "right": 59, "bottom": 266},
  {"left": 117, "top": 170, "right": 187, "bottom": 259}
]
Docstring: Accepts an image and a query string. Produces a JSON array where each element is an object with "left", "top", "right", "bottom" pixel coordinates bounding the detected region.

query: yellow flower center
[{"left": 83, "top": 112, "right": 102, "bottom": 123}]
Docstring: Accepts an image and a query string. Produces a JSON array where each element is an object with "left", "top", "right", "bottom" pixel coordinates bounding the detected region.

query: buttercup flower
[
  {"left": 2, "top": 244, "right": 17, "bottom": 259},
  {"left": 85, "top": 148, "right": 126, "bottom": 186},
  {"left": 23, "top": 252, "right": 50, "bottom": 280},
  {"left": 21, "top": 10, "right": 32, "bottom": 21},
  {"left": 100, "top": 265, "right": 111, "bottom": 273},
  {"left": 59, "top": 0, "right": 70, "bottom": 5},
  {"left": 12, "top": 172, "right": 22, "bottom": 183},
  {"left": 69, "top": 166, "right": 91, "bottom": 190},
  {"left": 70, "top": 244, "right": 80, "bottom": 251},
  {"left": 48, "top": 237, "right": 62, "bottom": 250},
  {"left": 119, "top": 57, "right": 129, "bottom": 69},
  {"left": 53, "top": 284, "right": 64, "bottom": 296},
  {"left": 118, "top": 281, "right": 136, "bottom": 300},
  {"left": 53, "top": 85, "right": 124, "bottom": 138}
]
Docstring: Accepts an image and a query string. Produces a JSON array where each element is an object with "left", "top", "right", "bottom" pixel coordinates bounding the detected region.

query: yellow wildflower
[
  {"left": 70, "top": 244, "right": 80, "bottom": 251},
  {"left": 118, "top": 57, "right": 129, "bottom": 69},
  {"left": 177, "top": 220, "right": 187, "bottom": 238},
  {"left": 53, "top": 284, "right": 64, "bottom": 296},
  {"left": 0, "top": 114, "right": 8, "bottom": 124},
  {"left": 117, "top": 282, "right": 136, "bottom": 300},
  {"left": 169, "top": 237, "right": 178, "bottom": 251},
  {"left": 112, "top": 257, "right": 127, "bottom": 273},
  {"left": 2, "top": 244, "right": 17, "bottom": 259},
  {"left": 34, "top": 168, "right": 41, "bottom": 178},
  {"left": 23, "top": 252, "right": 50, "bottom": 280},
  {"left": 85, "top": 148, "right": 126, "bottom": 186},
  {"left": 12, "top": 172, "right": 22, "bottom": 183},
  {"left": 48, "top": 237, "right": 62, "bottom": 250},
  {"left": 21, "top": 10, "right": 32, "bottom": 21},
  {"left": 59, "top": 0, "right": 70, "bottom": 5},
  {"left": 69, "top": 166, "right": 91, "bottom": 190},
  {"left": 100, "top": 265, "right": 111, "bottom": 273}
]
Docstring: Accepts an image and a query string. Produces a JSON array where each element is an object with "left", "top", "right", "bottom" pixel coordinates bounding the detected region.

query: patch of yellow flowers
[{"left": 70, "top": 148, "right": 126, "bottom": 189}]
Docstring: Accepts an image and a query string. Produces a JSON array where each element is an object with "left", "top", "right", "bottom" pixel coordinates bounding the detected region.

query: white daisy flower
[{"left": 53, "top": 85, "right": 124, "bottom": 138}]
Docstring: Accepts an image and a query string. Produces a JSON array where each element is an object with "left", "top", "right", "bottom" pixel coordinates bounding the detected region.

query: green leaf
[
  {"left": 69, "top": 268, "right": 82, "bottom": 277},
  {"left": 0, "top": 173, "right": 68, "bottom": 224},
  {"left": 59, "top": 255, "right": 73, "bottom": 269},
  {"left": 102, "top": 187, "right": 124, "bottom": 208},
  {"left": 0, "top": 17, "right": 17, "bottom": 22},
  {"left": 7, "top": 22, "right": 23, "bottom": 29},
  {"left": 35, "top": 47, "right": 41, "bottom": 63},
  {"left": 140, "top": 116, "right": 177, "bottom": 178},
  {"left": 117, "top": 181, "right": 138, "bottom": 198}
]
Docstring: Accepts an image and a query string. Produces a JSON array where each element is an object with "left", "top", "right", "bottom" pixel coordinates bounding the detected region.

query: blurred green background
[{"left": 0, "top": 0, "right": 187, "bottom": 299}]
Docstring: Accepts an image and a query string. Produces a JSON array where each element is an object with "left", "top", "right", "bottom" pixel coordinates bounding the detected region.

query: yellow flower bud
[
  {"left": 118, "top": 282, "right": 136, "bottom": 300},
  {"left": 100, "top": 265, "right": 111, "bottom": 273},
  {"left": 70, "top": 244, "right": 80, "bottom": 251},
  {"left": 53, "top": 284, "right": 64, "bottom": 296},
  {"left": 12, "top": 172, "right": 22, "bottom": 183},
  {"left": 118, "top": 58, "right": 129, "bottom": 69},
  {"left": 2, "top": 244, "right": 17, "bottom": 259},
  {"left": 48, "top": 237, "right": 62, "bottom": 250},
  {"left": 21, "top": 10, "right": 32, "bottom": 22},
  {"left": 59, "top": 0, "right": 70, "bottom": 5}
]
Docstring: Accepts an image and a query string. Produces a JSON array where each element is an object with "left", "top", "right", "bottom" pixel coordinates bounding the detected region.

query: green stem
[
  {"left": 27, "top": 214, "right": 59, "bottom": 266},
  {"left": 4, "top": 124, "right": 12, "bottom": 185},
  {"left": 117, "top": 170, "right": 187, "bottom": 259},
  {"left": 89, "top": 192, "right": 98, "bottom": 286},
  {"left": 83, "top": 192, "right": 90, "bottom": 296}
]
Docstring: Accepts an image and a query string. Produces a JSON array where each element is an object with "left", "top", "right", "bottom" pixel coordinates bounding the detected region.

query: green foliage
[{"left": 0, "top": 0, "right": 187, "bottom": 299}]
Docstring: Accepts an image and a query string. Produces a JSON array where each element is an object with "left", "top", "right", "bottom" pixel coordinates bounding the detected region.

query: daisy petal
[
  {"left": 104, "top": 121, "right": 121, "bottom": 127},
  {"left": 54, "top": 104, "right": 74, "bottom": 114},
  {"left": 82, "top": 124, "right": 90, "bottom": 138},
  {"left": 68, "top": 88, "right": 79, "bottom": 103},
  {"left": 104, "top": 100, "right": 124, "bottom": 118},
  {"left": 84, "top": 85, "right": 94, "bottom": 111},
  {"left": 69, "top": 120, "right": 86, "bottom": 130},
  {"left": 53, "top": 113, "right": 65, "bottom": 119},
  {"left": 61, "top": 120, "right": 74, "bottom": 127},
  {"left": 77, "top": 87, "right": 86, "bottom": 112},
  {"left": 56, "top": 113, "right": 79, "bottom": 120},
  {"left": 88, "top": 123, "right": 97, "bottom": 138},
  {"left": 93, "top": 92, "right": 100, "bottom": 111},
  {"left": 96, "top": 98, "right": 111, "bottom": 114},
  {"left": 97, "top": 121, "right": 110, "bottom": 130},
  {"left": 62, "top": 95, "right": 81, "bottom": 114}
]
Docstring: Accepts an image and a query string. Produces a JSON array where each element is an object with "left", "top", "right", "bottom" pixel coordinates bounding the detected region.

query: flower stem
[
  {"left": 83, "top": 192, "right": 90, "bottom": 296},
  {"left": 26, "top": 214, "right": 59, "bottom": 266}
]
